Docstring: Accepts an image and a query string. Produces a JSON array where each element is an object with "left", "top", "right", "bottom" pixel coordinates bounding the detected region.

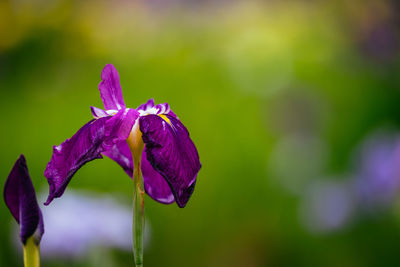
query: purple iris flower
[
  {"left": 44, "top": 64, "right": 201, "bottom": 208},
  {"left": 4, "top": 155, "right": 44, "bottom": 245}
]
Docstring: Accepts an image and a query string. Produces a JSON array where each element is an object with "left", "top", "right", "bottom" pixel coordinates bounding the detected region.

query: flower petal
[
  {"left": 44, "top": 118, "right": 108, "bottom": 205},
  {"left": 141, "top": 149, "right": 175, "bottom": 204},
  {"left": 137, "top": 99, "right": 155, "bottom": 111},
  {"left": 102, "top": 141, "right": 133, "bottom": 177},
  {"left": 155, "top": 103, "right": 177, "bottom": 118},
  {"left": 139, "top": 114, "right": 201, "bottom": 207},
  {"left": 90, "top": 106, "right": 109, "bottom": 119},
  {"left": 99, "top": 64, "right": 126, "bottom": 110},
  {"left": 4, "top": 155, "right": 44, "bottom": 244},
  {"left": 44, "top": 109, "right": 138, "bottom": 205}
]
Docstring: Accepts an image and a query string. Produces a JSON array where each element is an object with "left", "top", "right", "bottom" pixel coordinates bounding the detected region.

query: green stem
[
  {"left": 133, "top": 160, "right": 145, "bottom": 267},
  {"left": 23, "top": 237, "right": 40, "bottom": 267}
]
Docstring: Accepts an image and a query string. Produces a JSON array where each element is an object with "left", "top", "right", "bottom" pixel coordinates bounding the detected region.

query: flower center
[
  {"left": 126, "top": 103, "right": 172, "bottom": 164},
  {"left": 106, "top": 109, "right": 119, "bottom": 116},
  {"left": 127, "top": 121, "right": 144, "bottom": 165}
]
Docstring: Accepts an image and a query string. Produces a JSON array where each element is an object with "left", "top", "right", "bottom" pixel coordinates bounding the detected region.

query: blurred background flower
[
  {"left": 39, "top": 190, "right": 148, "bottom": 258},
  {"left": 352, "top": 131, "right": 400, "bottom": 211},
  {"left": 299, "top": 178, "right": 355, "bottom": 234},
  {"left": 1, "top": 0, "right": 400, "bottom": 266}
]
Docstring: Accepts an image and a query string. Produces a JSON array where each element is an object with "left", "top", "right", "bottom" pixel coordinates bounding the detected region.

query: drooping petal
[
  {"left": 4, "top": 155, "right": 44, "bottom": 244},
  {"left": 139, "top": 114, "right": 201, "bottom": 207},
  {"left": 44, "top": 109, "right": 139, "bottom": 205},
  {"left": 102, "top": 141, "right": 133, "bottom": 177},
  {"left": 99, "top": 64, "right": 126, "bottom": 110},
  {"left": 141, "top": 150, "right": 175, "bottom": 204},
  {"left": 44, "top": 118, "right": 108, "bottom": 205}
]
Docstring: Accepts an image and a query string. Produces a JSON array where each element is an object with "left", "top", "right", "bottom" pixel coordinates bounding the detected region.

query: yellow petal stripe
[{"left": 158, "top": 114, "right": 173, "bottom": 127}]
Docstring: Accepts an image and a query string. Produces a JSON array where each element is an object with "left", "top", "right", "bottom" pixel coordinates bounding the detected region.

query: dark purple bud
[{"left": 4, "top": 155, "right": 44, "bottom": 244}]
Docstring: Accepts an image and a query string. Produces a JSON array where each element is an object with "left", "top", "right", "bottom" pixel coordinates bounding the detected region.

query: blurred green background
[{"left": 1, "top": 0, "right": 400, "bottom": 266}]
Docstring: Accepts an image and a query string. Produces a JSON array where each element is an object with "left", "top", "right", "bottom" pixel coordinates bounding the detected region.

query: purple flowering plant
[
  {"left": 43, "top": 64, "right": 201, "bottom": 266},
  {"left": 4, "top": 155, "right": 44, "bottom": 267}
]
